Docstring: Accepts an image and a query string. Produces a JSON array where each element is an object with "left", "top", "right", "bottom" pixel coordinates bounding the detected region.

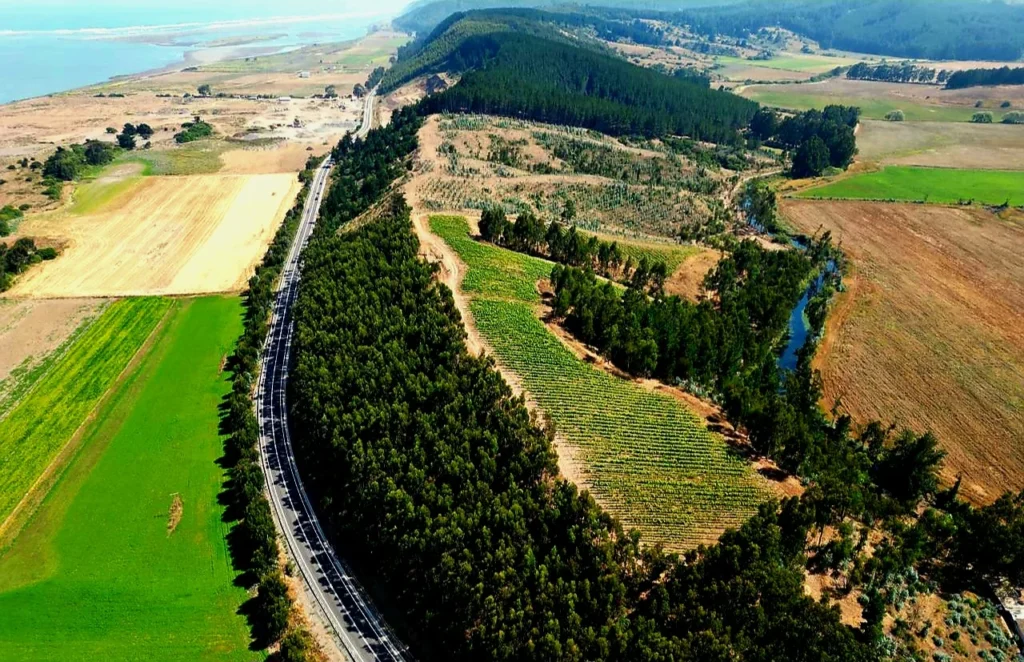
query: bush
[
  {"left": 277, "top": 628, "right": 318, "bottom": 662},
  {"left": 1001, "top": 100, "right": 1012, "bottom": 108},
  {"left": 174, "top": 117, "right": 214, "bottom": 143},
  {"left": 37, "top": 247, "right": 58, "bottom": 260},
  {"left": 972, "top": 111, "right": 994, "bottom": 123},
  {"left": 1002, "top": 111, "right": 1024, "bottom": 124},
  {"left": 885, "top": 109, "right": 905, "bottom": 121}
]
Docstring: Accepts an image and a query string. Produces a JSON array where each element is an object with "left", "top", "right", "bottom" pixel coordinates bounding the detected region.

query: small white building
[
  {"left": 278, "top": 96, "right": 292, "bottom": 103},
  {"left": 298, "top": 71, "right": 311, "bottom": 79}
]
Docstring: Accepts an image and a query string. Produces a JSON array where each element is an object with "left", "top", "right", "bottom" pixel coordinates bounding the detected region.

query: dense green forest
[
  {"left": 417, "top": 31, "right": 757, "bottom": 141},
  {"left": 946, "top": 66, "right": 1024, "bottom": 89},
  {"left": 670, "top": 0, "right": 1024, "bottom": 61},
  {"left": 285, "top": 101, "right": 1024, "bottom": 660},
  {"left": 382, "top": 9, "right": 611, "bottom": 93},
  {"left": 288, "top": 108, "right": 875, "bottom": 660}
]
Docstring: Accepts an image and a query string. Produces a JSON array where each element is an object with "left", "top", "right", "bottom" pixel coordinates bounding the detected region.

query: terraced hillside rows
[{"left": 430, "top": 215, "right": 766, "bottom": 548}]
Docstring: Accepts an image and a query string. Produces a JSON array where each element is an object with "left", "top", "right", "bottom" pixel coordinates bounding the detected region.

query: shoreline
[{"left": 2, "top": 32, "right": 371, "bottom": 106}]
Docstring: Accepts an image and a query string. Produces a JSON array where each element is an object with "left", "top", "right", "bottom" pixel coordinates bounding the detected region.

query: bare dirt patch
[
  {"left": 664, "top": 247, "right": 721, "bottom": 301},
  {"left": 7, "top": 173, "right": 299, "bottom": 298},
  {"left": 0, "top": 298, "right": 105, "bottom": 382},
  {"left": 166, "top": 493, "right": 183, "bottom": 536},
  {"left": 783, "top": 199, "right": 1024, "bottom": 502}
]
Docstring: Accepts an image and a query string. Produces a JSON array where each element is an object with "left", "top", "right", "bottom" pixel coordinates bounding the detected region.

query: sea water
[{"left": 0, "top": 1, "right": 408, "bottom": 103}]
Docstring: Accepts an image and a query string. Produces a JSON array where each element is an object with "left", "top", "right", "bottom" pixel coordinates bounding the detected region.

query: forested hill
[
  {"left": 393, "top": 0, "right": 738, "bottom": 36},
  {"left": 418, "top": 32, "right": 756, "bottom": 140},
  {"left": 672, "top": 0, "right": 1024, "bottom": 61},
  {"left": 381, "top": 9, "right": 605, "bottom": 93},
  {"left": 382, "top": 10, "right": 757, "bottom": 142}
]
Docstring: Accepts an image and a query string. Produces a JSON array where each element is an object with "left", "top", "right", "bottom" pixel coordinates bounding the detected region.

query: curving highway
[{"left": 255, "top": 92, "right": 409, "bottom": 662}]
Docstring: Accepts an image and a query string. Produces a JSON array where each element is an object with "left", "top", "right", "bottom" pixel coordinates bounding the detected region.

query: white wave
[{"left": 0, "top": 12, "right": 384, "bottom": 39}]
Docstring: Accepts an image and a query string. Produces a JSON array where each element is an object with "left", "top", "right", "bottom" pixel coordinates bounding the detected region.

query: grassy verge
[
  {"left": 0, "top": 296, "right": 256, "bottom": 661},
  {"left": 797, "top": 166, "right": 1024, "bottom": 206},
  {"left": 430, "top": 214, "right": 766, "bottom": 548},
  {"left": 117, "top": 140, "right": 225, "bottom": 176},
  {"left": 0, "top": 297, "right": 170, "bottom": 526}
]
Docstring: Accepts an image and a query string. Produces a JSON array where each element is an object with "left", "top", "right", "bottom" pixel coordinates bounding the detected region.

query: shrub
[
  {"left": 1002, "top": 111, "right": 1024, "bottom": 124},
  {"left": 972, "top": 111, "right": 994, "bottom": 123},
  {"left": 884, "top": 109, "right": 905, "bottom": 121},
  {"left": 1001, "top": 100, "right": 1012, "bottom": 108}
]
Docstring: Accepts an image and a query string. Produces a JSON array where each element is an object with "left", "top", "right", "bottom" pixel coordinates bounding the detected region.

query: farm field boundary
[
  {"left": 781, "top": 199, "right": 1024, "bottom": 501},
  {"left": 797, "top": 166, "right": 1024, "bottom": 206},
  {"left": 428, "top": 214, "right": 767, "bottom": 548},
  {"left": 0, "top": 296, "right": 254, "bottom": 660},
  {"left": 0, "top": 297, "right": 170, "bottom": 532},
  {"left": 740, "top": 87, "right": 979, "bottom": 122},
  {"left": 8, "top": 173, "right": 300, "bottom": 298}
]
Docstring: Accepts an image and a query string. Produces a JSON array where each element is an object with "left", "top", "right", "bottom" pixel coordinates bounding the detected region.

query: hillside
[
  {"left": 385, "top": 11, "right": 757, "bottom": 142},
  {"left": 673, "top": 0, "right": 1024, "bottom": 61}
]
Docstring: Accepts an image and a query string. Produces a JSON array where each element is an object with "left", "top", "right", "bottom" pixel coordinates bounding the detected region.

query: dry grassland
[
  {"left": 856, "top": 119, "right": 1024, "bottom": 170},
  {"left": 782, "top": 199, "right": 1024, "bottom": 502},
  {"left": 7, "top": 173, "right": 298, "bottom": 298}
]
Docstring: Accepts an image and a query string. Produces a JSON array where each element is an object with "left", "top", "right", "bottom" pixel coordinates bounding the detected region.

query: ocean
[{"left": 0, "top": 1, "right": 409, "bottom": 104}]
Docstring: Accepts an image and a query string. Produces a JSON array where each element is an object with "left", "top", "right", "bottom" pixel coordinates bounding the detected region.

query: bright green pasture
[
  {"left": 0, "top": 296, "right": 256, "bottom": 661},
  {"left": 798, "top": 166, "right": 1024, "bottom": 206},
  {"left": 0, "top": 297, "right": 170, "bottom": 525},
  {"left": 741, "top": 87, "right": 978, "bottom": 122},
  {"left": 431, "top": 215, "right": 765, "bottom": 548},
  {"left": 430, "top": 214, "right": 552, "bottom": 302}
]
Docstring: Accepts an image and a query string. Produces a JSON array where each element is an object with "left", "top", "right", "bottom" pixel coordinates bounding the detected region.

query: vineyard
[{"left": 430, "top": 214, "right": 767, "bottom": 548}]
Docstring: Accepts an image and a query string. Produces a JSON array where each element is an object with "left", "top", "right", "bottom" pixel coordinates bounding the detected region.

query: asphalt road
[{"left": 255, "top": 93, "right": 408, "bottom": 662}]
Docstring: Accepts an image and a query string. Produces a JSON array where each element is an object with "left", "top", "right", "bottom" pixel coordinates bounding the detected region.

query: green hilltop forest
[
  {"left": 383, "top": 11, "right": 758, "bottom": 141},
  {"left": 397, "top": 0, "right": 1024, "bottom": 61}
]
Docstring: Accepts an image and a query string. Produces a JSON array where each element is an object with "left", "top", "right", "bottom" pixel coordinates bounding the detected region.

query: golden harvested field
[
  {"left": 7, "top": 173, "right": 298, "bottom": 298},
  {"left": 782, "top": 199, "right": 1024, "bottom": 502}
]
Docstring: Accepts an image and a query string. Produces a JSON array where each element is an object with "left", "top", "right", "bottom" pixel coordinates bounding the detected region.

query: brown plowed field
[
  {"left": 783, "top": 199, "right": 1024, "bottom": 502},
  {"left": 6, "top": 174, "right": 298, "bottom": 298}
]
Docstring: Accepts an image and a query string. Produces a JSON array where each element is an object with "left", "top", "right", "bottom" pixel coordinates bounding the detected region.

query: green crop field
[
  {"left": 430, "top": 215, "right": 766, "bottom": 548},
  {"left": 430, "top": 214, "right": 552, "bottom": 301},
  {"left": 0, "top": 297, "right": 170, "bottom": 527},
  {"left": 797, "top": 166, "right": 1024, "bottom": 206},
  {"left": 0, "top": 296, "right": 256, "bottom": 661},
  {"left": 740, "top": 87, "right": 978, "bottom": 122}
]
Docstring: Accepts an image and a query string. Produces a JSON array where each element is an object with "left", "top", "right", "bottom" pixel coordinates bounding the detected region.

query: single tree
[
  {"left": 197, "top": 84, "right": 212, "bottom": 97},
  {"left": 792, "top": 136, "right": 831, "bottom": 178}
]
